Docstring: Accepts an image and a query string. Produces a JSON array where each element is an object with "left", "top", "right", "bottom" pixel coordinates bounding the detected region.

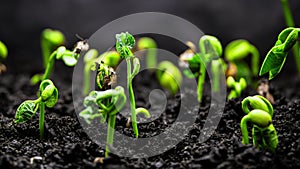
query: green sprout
[
  {"left": 137, "top": 37, "right": 157, "bottom": 69},
  {"left": 0, "top": 40, "right": 8, "bottom": 74},
  {"left": 156, "top": 61, "right": 182, "bottom": 95},
  {"left": 225, "top": 39, "right": 259, "bottom": 82},
  {"left": 226, "top": 76, "right": 247, "bottom": 100},
  {"left": 259, "top": 27, "right": 300, "bottom": 80},
  {"left": 79, "top": 86, "right": 126, "bottom": 157},
  {"left": 181, "top": 35, "right": 223, "bottom": 102},
  {"left": 15, "top": 80, "right": 58, "bottom": 139},
  {"left": 96, "top": 63, "right": 116, "bottom": 91},
  {"left": 115, "top": 32, "right": 150, "bottom": 138},
  {"left": 241, "top": 95, "right": 278, "bottom": 152},
  {"left": 280, "top": 0, "right": 300, "bottom": 74}
]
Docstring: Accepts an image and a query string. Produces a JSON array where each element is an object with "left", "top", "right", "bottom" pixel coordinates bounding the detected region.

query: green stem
[
  {"left": 241, "top": 98, "right": 251, "bottom": 114},
  {"left": 197, "top": 60, "right": 206, "bottom": 102},
  {"left": 42, "top": 51, "right": 57, "bottom": 80},
  {"left": 105, "top": 114, "right": 116, "bottom": 157},
  {"left": 41, "top": 39, "right": 51, "bottom": 68},
  {"left": 126, "top": 59, "right": 138, "bottom": 137},
  {"left": 83, "top": 64, "right": 91, "bottom": 95},
  {"left": 241, "top": 115, "right": 250, "bottom": 144},
  {"left": 211, "top": 60, "right": 220, "bottom": 93},
  {"left": 281, "top": 0, "right": 300, "bottom": 74},
  {"left": 39, "top": 102, "right": 45, "bottom": 140},
  {"left": 250, "top": 46, "right": 259, "bottom": 76},
  {"left": 146, "top": 48, "right": 157, "bottom": 69}
]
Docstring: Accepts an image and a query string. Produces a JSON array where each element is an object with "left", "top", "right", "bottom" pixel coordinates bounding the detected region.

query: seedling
[
  {"left": 226, "top": 76, "right": 247, "bottom": 99},
  {"left": 156, "top": 61, "right": 182, "bottom": 95},
  {"left": 79, "top": 86, "right": 126, "bottom": 157},
  {"left": 0, "top": 40, "right": 8, "bottom": 74},
  {"left": 280, "top": 0, "right": 300, "bottom": 74},
  {"left": 31, "top": 44, "right": 86, "bottom": 84},
  {"left": 241, "top": 95, "right": 278, "bottom": 152},
  {"left": 15, "top": 80, "right": 58, "bottom": 139},
  {"left": 137, "top": 37, "right": 157, "bottom": 69},
  {"left": 180, "top": 35, "right": 223, "bottom": 102},
  {"left": 259, "top": 27, "right": 300, "bottom": 80},
  {"left": 225, "top": 39, "right": 259, "bottom": 82},
  {"left": 115, "top": 32, "right": 150, "bottom": 138}
]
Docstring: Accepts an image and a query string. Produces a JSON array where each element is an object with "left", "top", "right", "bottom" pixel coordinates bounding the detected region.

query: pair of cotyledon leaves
[
  {"left": 260, "top": 27, "right": 299, "bottom": 80},
  {"left": 15, "top": 80, "right": 58, "bottom": 123}
]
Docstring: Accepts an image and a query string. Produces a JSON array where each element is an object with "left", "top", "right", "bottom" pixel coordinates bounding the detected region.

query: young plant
[
  {"left": 181, "top": 35, "right": 223, "bottom": 102},
  {"left": 241, "top": 95, "right": 278, "bottom": 152},
  {"left": 15, "top": 79, "right": 58, "bottom": 139},
  {"left": 156, "top": 61, "right": 182, "bottom": 95},
  {"left": 280, "top": 0, "right": 300, "bottom": 74},
  {"left": 31, "top": 41, "right": 87, "bottom": 84},
  {"left": 226, "top": 76, "right": 247, "bottom": 100},
  {"left": 79, "top": 86, "right": 126, "bottom": 157},
  {"left": 224, "top": 39, "right": 259, "bottom": 82},
  {"left": 259, "top": 27, "right": 300, "bottom": 79},
  {"left": 0, "top": 40, "right": 8, "bottom": 74},
  {"left": 115, "top": 32, "right": 150, "bottom": 138},
  {"left": 137, "top": 37, "right": 157, "bottom": 69}
]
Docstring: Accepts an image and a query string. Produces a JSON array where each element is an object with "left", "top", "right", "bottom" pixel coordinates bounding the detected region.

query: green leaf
[
  {"left": 55, "top": 46, "right": 66, "bottom": 59},
  {"left": 115, "top": 32, "right": 135, "bottom": 59},
  {"left": 39, "top": 80, "right": 58, "bottom": 108},
  {"left": 225, "top": 40, "right": 251, "bottom": 61},
  {"left": 199, "top": 35, "right": 222, "bottom": 59},
  {"left": 15, "top": 101, "right": 38, "bottom": 123}
]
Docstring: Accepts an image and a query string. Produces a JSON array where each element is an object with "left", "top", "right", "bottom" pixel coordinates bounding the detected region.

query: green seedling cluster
[
  {"left": 15, "top": 80, "right": 58, "bottom": 139},
  {"left": 226, "top": 76, "right": 247, "bottom": 100},
  {"left": 0, "top": 40, "right": 8, "bottom": 74},
  {"left": 241, "top": 95, "right": 278, "bottom": 152}
]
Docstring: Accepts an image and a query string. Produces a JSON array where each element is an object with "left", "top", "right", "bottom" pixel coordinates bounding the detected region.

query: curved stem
[
  {"left": 241, "top": 98, "right": 251, "bottom": 114},
  {"left": 146, "top": 48, "right": 157, "bottom": 69},
  {"left": 241, "top": 115, "right": 250, "bottom": 144},
  {"left": 42, "top": 51, "right": 57, "bottom": 80},
  {"left": 39, "top": 102, "right": 45, "bottom": 140},
  {"left": 135, "top": 107, "right": 151, "bottom": 118},
  {"left": 250, "top": 46, "right": 259, "bottom": 76},
  {"left": 41, "top": 39, "right": 51, "bottom": 68},
  {"left": 105, "top": 114, "right": 116, "bottom": 157},
  {"left": 126, "top": 59, "right": 138, "bottom": 138}
]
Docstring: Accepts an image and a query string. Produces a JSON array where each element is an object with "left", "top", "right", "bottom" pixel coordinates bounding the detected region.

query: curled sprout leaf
[
  {"left": 259, "top": 27, "right": 299, "bottom": 79},
  {"left": 240, "top": 96, "right": 278, "bottom": 152},
  {"left": 199, "top": 35, "right": 223, "bottom": 59},
  {"left": 39, "top": 80, "right": 58, "bottom": 108},
  {"left": 116, "top": 32, "right": 135, "bottom": 59},
  {"left": 15, "top": 101, "right": 39, "bottom": 123}
]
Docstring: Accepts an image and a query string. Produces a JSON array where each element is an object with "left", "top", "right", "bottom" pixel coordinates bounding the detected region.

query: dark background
[{"left": 0, "top": 0, "right": 299, "bottom": 81}]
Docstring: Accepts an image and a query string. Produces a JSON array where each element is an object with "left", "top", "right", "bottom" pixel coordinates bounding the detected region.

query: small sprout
[
  {"left": 257, "top": 79, "right": 274, "bottom": 104},
  {"left": 79, "top": 86, "right": 126, "bottom": 157},
  {"left": 115, "top": 32, "right": 150, "bottom": 138},
  {"left": 15, "top": 79, "right": 58, "bottom": 139},
  {"left": 226, "top": 76, "right": 247, "bottom": 99},
  {"left": 0, "top": 40, "right": 8, "bottom": 74},
  {"left": 41, "top": 29, "right": 65, "bottom": 68},
  {"left": 241, "top": 95, "right": 278, "bottom": 152},
  {"left": 259, "top": 27, "right": 300, "bottom": 80},
  {"left": 156, "top": 61, "right": 182, "bottom": 95},
  {"left": 96, "top": 64, "right": 116, "bottom": 91},
  {"left": 225, "top": 39, "right": 259, "bottom": 82},
  {"left": 137, "top": 37, "right": 157, "bottom": 69}
]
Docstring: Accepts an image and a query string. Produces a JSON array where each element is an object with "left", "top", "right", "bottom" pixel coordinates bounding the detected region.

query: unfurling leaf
[
  {"left": 115, "top": 32, "right": 135, "bottom": 59},
  {"left": 15, "top": 101, "right": 38, "bottom": 123},
  {"left": 39, "top": 80, "right": 58, "bottom": 108}
]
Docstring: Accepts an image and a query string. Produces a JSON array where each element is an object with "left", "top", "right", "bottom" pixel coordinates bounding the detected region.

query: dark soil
[{"left": 0, "top": 72, "right": 299, "bottom": 169}]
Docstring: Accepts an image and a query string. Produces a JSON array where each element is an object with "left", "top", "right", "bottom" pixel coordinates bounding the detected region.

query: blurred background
[{"left": 0, "top": 0, "right": 299, "bottom": 81}]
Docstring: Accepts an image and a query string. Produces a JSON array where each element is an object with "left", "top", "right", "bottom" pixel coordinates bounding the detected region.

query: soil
[{"left": 0, "top": 71, "right": 299, "bottom": 169}]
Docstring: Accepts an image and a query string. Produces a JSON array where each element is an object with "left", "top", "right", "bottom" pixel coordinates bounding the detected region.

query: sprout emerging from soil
[
  {"left": 15, "top": 79, "right": 58, "bottom": 139},
  {"left": 180, "top": 35, "right": 223, "bottom": 102},
  {"left": 226, "top": 76, "right": 247, "bottom": 100},
  {"left": 137, "top": 37, "right": 157, "bottom": 69},
  {"left": 0, "top": 40, "right": 8, "bottom": 74},
  {"left": 79, "top": 86, "right": 126, "bottom": 157},
  {"left": 241, "top": 95, "right": 278, "bottom": 152},
  {"left": 156, "top": 61, "right": 182, "bottom": 95},
  {"left": 225, "top": 39, "right": 259, "bottom": 83},
  {"left": 115, "top": 32, "right": 150, "bottom": 138},
  {"left": 259, "top": 27, "right": 300, "bottom": 80}
]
